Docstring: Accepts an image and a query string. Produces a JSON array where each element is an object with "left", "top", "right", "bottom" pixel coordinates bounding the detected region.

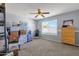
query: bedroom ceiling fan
[{"left": 30, "top": 9, "right": 50, "bottom": 18}]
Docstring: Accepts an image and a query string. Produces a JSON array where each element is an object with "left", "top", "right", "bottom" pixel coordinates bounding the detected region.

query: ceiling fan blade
[
  {"left": 30, "top": 13, "right": 38, "bottom": 14},
  {"left": 35, "top": 14, "right": 39, "bottom": 18},
  {"left": 41, "top": 14, "right": 45, "bottom": 17},
  {"left": 42, "top": 12, "right": 50, "bottom": 14}
]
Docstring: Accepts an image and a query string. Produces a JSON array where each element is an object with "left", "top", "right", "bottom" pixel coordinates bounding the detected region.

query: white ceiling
[{"left": 5, "top": 3, "right": 79, "bottom": 20}]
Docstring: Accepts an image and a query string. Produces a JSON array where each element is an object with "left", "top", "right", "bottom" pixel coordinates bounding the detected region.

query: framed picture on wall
[{"left": 62, "top": 19, "right": 73, "bottom": 27}]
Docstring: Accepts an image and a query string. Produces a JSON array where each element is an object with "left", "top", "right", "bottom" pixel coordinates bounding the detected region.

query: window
[{"left": 42, "top": 19, "right": 57, "bottom": 35}]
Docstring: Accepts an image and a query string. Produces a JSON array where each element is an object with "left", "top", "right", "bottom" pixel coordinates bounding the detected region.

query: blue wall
[{"left": 36, "top": 10, "right": 79, "bottom": 42}]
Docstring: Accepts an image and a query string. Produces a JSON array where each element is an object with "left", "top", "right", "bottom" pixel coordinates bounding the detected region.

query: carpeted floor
[{"left": 19, "top": 39, "right": 79, "bottom": 56}]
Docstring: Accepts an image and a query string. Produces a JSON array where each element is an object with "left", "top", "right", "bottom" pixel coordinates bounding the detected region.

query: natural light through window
[{"left": 42, "top": 20, "right": 57, "bottom": 35}]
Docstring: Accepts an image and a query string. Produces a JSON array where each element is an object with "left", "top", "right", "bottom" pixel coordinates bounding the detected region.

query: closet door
[{"left": 75, "top": 32, "right": 79, "bottom": 46}]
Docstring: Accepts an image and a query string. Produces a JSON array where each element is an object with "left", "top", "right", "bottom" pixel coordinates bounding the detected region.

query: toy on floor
[{"left": 27, "top": 30, "right": 32, "bottom": 42}]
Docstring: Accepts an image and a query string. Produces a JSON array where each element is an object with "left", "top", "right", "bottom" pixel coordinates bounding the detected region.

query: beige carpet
[{"left": 19, "top": 39, "right": 79, "bottom": 56}]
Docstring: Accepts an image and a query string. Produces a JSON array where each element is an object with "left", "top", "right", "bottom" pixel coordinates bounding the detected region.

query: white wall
[
  {"left": 6, "top": 3, "right": 36, "bottom": 35},
  {"left": 6, "top": 12, "right": 20, "bottom": 27},
  {"left": 19, "top": 17, "right": 36, "bottom": 35},
  {"left": 6, "top": 12, "right": 36, "bottom": 35}
]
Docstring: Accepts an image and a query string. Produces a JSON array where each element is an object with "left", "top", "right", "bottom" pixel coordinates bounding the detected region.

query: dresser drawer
[{"left": 61, "top": 27, "right": 75, "bottom": 45}]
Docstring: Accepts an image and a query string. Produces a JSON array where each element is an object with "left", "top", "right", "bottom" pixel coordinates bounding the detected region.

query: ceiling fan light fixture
[{"left": 30, "top": 9, "right": 50, "bottom": 18}]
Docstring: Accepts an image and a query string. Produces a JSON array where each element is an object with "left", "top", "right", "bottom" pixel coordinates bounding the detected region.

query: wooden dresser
[{"left": 61, "top": 27, "right": 75, "bottom": 45}]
